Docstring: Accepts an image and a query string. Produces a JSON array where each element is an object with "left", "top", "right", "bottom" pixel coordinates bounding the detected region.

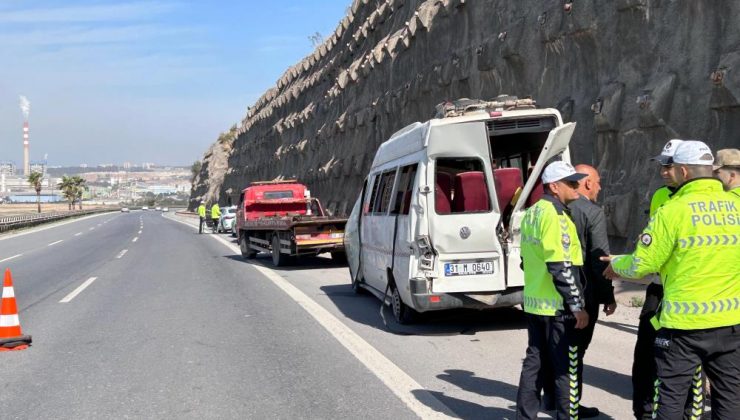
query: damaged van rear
[{"left": 344, "top": 97, "right": 577, "bottom": 323}]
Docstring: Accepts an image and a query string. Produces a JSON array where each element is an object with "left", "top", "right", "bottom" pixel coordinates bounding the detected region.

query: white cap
[
  {"left": 672, "top": 140, "right": 714, "bottom": 165},
  {"left": 650, "top": 139, "right": 683, "bottom": 165},
  {"left": 541, "top": 161, "right": 588, "bottom": 184}
]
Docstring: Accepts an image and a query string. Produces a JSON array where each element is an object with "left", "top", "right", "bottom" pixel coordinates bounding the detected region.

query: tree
[
  {"left": 72, "top": 176, "right": 86, "bottom": 210},
  {"left": 308, "top": 31, "right": 323, "bottom": 47},
  {"left": 58, "top": 176, "right": 76, "bottom": 210},
  {"left": 27, "top": 171, "right": 44, "bottom": 213},
  {"left": 191, "top": 160, "right": 202, "bottom": 182}
]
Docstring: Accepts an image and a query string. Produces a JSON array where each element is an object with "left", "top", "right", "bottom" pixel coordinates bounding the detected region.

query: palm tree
[
  {"left": 58, "top": 176, "right": 77, "bottom": 210},
  {"left": 72, "top": 176, "right": 86, "bottom": 210},
  {"left": 27, "top": 171, "right": 44, "bottom": 213}
]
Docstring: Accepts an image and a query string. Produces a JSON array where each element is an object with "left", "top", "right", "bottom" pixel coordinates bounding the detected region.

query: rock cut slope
[{"left": 192, "top": 0, "right": 740, "bottom": 250}]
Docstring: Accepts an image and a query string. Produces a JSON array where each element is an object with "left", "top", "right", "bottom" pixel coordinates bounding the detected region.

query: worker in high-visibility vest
[
  {"left": 632, "top": 139, "right": 689, "bottom": 419},
  {"left": 714, "top": 148, "right": 740, "bottom": 198},
  {"left": 516, "top": 161, "right": 589, "bottom": 420},
  {"left": 603, "top": 141, "right": 740, "bottom": 419},
  {"left": 210, "top": 203, "right": 221, "bottom": 233},
  {"left": 197, "top": 201, "right": 206, "bottom": 234}
]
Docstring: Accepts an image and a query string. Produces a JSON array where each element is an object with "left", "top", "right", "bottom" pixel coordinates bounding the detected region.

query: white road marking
[
  {"left": 89, "top": 227, "right": 95, "bottom": 231},
  {"left": 138, "top": 230, "right": 142, "bottom": 234},
  {"left": 60, "top": 277, "right": 98, "bottom": 303},
  {"left": 75, "top": 232, "right": 82, "bottom": 236},
  {"left": 48, "top": 240, "right": 63, "bottom": 246},
  {"left": 132, "top": 237, "right": 138, "bottom": 242},
  {"left": 166, "top": 215, "right": 454, "bottom": 419},
  {"left": 0, "top": 254, "right": 22, "bottom": 263},
  {"left": 116, "top": 249, "right": 128, "bottom": 259},
  {"left": 97, "top": 224, "right": 102, "bottom": 227}
]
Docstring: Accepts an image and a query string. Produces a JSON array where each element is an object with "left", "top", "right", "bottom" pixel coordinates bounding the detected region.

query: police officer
[
  {"left": 516, "top": 161, "right": 589, "bottom": 420},
  {"left": 713, "top": 148, "right": 740, "bottom": 197},
  {"left": 210, "top": 202, "right": 221, "bottom": 233},
  {"left": 197, "top": 200, "right": 206, "bottom": 234},
  {"left": 603, "top": 141, "right": 740, "bottom": 420},
  {"left": 568, "top": 164, "right": 615, "bottom": 418},
  {"left": 632, "top": 139, "right": 686, "bottom": 419}
]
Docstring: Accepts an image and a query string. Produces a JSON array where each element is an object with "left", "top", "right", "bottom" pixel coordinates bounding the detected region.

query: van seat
[
  {"left": 526, "top": 167, "right": 544, "bottom": 207},
  {"left": 493, "top": 168, "right": 524, "bottom": 213},
  {"left": 435, "top": 172, "right": 453, "bottom": 214},
  {"left": 453, "top": 171, "right": 490, "bottom": 212}
]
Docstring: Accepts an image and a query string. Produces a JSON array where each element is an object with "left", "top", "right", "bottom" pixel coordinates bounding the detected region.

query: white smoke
[{"left": 19, "top": 95, "right": 30, "bottom": 120}]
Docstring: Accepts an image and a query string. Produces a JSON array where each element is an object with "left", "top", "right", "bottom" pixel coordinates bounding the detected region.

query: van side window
[
  {"left": 435, "top": 158, "right": 491, "bottom": 214},
  {"left": 373, "top": 170, "right": 397, "bottom": 214},
  {"left": 364, "top": 174, "right": 380, "bottom": 214},
  {"left": 391, "top": 164, "right": 418, "bottom": 215}
]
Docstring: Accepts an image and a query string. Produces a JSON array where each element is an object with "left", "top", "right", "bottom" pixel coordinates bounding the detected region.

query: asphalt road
[{"left": 0, "top": 211, "right": 643, "bottom": 419}]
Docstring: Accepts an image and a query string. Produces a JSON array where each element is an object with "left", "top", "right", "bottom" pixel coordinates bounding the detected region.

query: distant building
[
  {"left": 147, "top": 185, "right": 178, "bottom": 195},
  {"left": 79, "top": 163, "right": 88, "bottom": 168},
  {"left": 0, "top": 161, "right": 16, "bottom": 176},
  {"left": 123, "top": 162, "right": 132, "bottom": 169},
  {"left": 29, "top": 161, "right": 47, "bottom": 176}
]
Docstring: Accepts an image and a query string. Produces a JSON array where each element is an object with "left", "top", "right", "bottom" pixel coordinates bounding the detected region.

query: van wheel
[
  {"left": 331, "top": 251, "right": 348, "bottom": 264},
  {"left": 351, "top": 277, "right": 366, "bottom": 295},
  {"left": 271, "top": 235, "right": 289, "bottom": 267},
  {"left": 391, "top": 286, "right": 417, "bottom": 324},
  {"left": 239, "top": 232, "right": 256, "bottom": 259}
]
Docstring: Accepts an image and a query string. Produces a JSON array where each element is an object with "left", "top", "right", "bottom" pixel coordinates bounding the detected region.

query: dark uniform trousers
[
  {"left": 633, "top": 283, "right": 664, "bottom": 418},
  {"left": 654, "top": 325, "right": 740, "bottom": 420},
  {"left": 517, "top": 313, "right": 580, "bottom": 420},
  {"left": 632, "top": 284, "right": 706, "bottom": 419},
  {"left": 199, "top": 217, "right": 205, "bottom": 234}
]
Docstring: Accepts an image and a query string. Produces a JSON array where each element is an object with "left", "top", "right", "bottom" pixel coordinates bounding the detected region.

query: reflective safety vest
[
  {"left": 521, "top": 197, "right": 583, "bottom": 316},
  {"left": 211, "top": 204, "right": 221, "bottom": 219},
  {"left": 613, "top": 178, "right": 740, "bottom": 330},
  {"left": 731, "top": 186, "right": 740, "bottom": 199},
  {"left": 198, "top": 204, "right": 206, "bottom": 217},
  {"left": 650, "top": 186, "right": 674, "bottom": 217}
]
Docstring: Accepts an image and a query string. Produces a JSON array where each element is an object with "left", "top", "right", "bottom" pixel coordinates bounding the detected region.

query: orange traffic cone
[{"left": 0, "top": 269, "right": 32, "bottom": 351}]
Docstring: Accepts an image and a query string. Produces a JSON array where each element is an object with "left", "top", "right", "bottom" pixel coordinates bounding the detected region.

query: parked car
[
  {"left": 218, "top": 206, "right": 237, "bottom": 233},
  {"left": 121, "top": 207, "right": 130, "bottom": 213},
  {"left": 142, "top": 206, "right": 149, "bottom": 211},
  {"left": 162, "top": 207, "right": 169, "bottom": 212},
  {"left": 155, "top": 206, "right": 162, "bottom": 211}
]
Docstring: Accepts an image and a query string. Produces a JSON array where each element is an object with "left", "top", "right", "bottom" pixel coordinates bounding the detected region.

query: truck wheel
[
  {"left": 240, "top": 232, "right": 256, "bottom": 259},
  {"left": 391, "top": 285, "right": 417, "bottom": 325},
  {"left": 331, "top": 251, "right": 348, "bottom": 264},
  {"left": 271, "top": 235, "right": 289, "bottom": 267}
]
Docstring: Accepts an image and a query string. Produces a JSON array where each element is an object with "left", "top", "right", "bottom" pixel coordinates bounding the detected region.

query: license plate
[{"left": 444, "top": 261, "right": 494, "bottom": 276}]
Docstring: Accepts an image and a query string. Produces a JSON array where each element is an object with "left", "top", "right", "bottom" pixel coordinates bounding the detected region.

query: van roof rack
[
  {"left": 250, "top": 179, "right": 299, "bottom": 186},
  {"left": 434, "top": 96, "right": 537, "bottom": 118}
]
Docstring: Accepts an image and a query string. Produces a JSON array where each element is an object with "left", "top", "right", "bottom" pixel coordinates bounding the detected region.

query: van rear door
[
  {"left": 505, "top": 122, "right": 576, "bottom": 287},
  {"left": 426, "top": 121, "right": 506, "bottom": 293}
]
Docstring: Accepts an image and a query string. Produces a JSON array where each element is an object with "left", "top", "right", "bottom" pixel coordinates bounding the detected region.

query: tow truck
[{"left": 235, "top": 180, "right": 348, "bottom": 266}]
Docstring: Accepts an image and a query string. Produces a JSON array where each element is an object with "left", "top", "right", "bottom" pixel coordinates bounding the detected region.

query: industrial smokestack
[{"left": 19, "top": 96, "right": 30, "bottom": 176}]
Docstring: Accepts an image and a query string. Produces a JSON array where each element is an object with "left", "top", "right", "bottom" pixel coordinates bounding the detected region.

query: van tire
[
  {"left": 391, "top": 285, "right": 417, "bottom": 324},
  {"left": 351, "top": 277, "right": 366, "bottom": 295},
  {"left": 239, "top": 232, "right": 257, "bottom": 259},
  {"left": 271, "top": 235, "right": 289, "bottom": 267}
]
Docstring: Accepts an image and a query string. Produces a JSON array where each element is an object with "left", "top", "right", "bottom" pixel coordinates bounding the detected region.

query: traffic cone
[{"left": 0, "top": 269, "right": 32, "bottom": 351}]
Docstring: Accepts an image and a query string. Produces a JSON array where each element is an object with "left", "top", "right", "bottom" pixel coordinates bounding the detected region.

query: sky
[{"left": 0, "top": 0, "right": 350, "bottom": 167}]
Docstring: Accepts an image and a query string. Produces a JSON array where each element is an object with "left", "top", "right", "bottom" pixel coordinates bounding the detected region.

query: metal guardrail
[{"left": 0, "top": 209, "right": 113, "bottom": 233}]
